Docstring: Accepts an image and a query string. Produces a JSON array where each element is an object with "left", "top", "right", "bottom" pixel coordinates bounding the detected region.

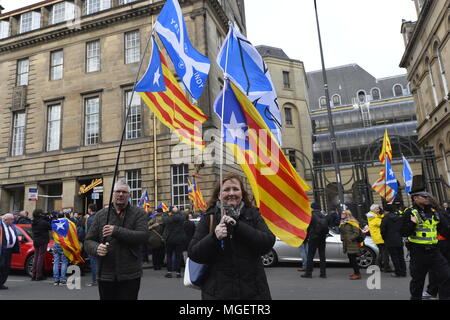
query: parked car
[
  {"left": 10, "top": 224, "right": 54, "bottom": 277},
  {"left": 261, "top": 229, "right": 379, "bottom": 268},
  {"left": 11, "top": 224, "right": 90, "bottom": 277}
]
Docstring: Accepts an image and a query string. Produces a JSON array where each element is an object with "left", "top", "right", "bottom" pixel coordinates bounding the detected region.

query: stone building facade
[
  {"left": 400, "top": 0, "right": 450, "bottom": 197},
  {"left": 0, "top": 0, "right": 246, "bottom": 213}
]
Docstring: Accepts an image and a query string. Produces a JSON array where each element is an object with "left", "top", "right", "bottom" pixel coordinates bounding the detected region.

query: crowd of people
[
  {"left": 1, "top": 178, "right": 450, "bottom": 300},
  {"left": 298, "top": 194, "right": 450, "bottom": 300}
]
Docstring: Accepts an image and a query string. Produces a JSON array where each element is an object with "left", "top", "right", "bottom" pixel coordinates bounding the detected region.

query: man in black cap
[{"left": 401, "top": 190, "right": 450, "bottom": 300}]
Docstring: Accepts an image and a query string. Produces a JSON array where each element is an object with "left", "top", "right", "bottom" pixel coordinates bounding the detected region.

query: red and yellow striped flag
[
  {"left": 51, "top": 218, "right": 84, "bottom": 264},
  {"left": 371, "top": 168, "right": 396, "bottom": 203},
  {"left": 379, "top": 129, "right": 392, "bottom": 164},
  {"left": 216, "top": 81, "right": 311, "bottom": 247},
  {"left": 135, "top": 36, "right": 207, "bottom": 150},
  {"left": 188, "top": 177, "right": 207, "bottom": 211}
]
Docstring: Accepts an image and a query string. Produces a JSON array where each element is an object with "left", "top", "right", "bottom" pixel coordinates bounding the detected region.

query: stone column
[
  {"left": 62, "top": 178, "right": 78, "bottom": 210},
  {"left": 0, "top": 187, "right": 11, "bottom": 213},
  {"left": 102, "top": 174, "right": 114, "bottom": 208},
  {"left": 23, "top": 184, "right": 44, "bottom": 213}
]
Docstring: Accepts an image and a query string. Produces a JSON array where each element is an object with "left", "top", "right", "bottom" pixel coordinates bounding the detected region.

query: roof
[{"left": 256, "top": 45, "right": 290, "bottom": 60}]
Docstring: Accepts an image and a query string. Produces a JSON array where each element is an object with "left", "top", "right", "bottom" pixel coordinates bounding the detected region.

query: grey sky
[{"left": 2, "top": 0, "right": 418, "bottom": 78}]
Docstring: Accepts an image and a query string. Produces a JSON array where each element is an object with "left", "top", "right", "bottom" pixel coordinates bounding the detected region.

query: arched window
[
  {"left": 426, "top": 57, "right": 439, "bottom": 106},
  {"left": 371, "top": 88, "right": 381, "bottom": 100},
  {"left": 434, "top": 41, "right": 449, "bottom": 96},
  {"left": 393, "top": 84, "right": 403, "bottom": 97},
  {"left": 319, "top": 97, "right": 327, "bottom": 108},
  {"left": 332, "top": 94, "right": 341, "bottom": 106}
]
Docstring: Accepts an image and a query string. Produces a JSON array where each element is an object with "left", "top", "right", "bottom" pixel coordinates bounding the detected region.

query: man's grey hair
[
  {"left": 1, "top": 213, "right": 14, "bottom": 222},
  {"left": 114, "top": 179, "right": 131, "bottom": 193},
  {"left": 370, "top": 204, "right": 380, "bottom": 211}
]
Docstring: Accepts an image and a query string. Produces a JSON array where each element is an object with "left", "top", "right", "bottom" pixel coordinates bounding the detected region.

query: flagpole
[
  {"left": 219, "top": 24, "right": 233, "bottom": 218},
  {"left": 313, "top": 0, "right": 345, "bottom": 211},
  {"left": 150, "top": 0, "right": 158, "bottom": 209}
]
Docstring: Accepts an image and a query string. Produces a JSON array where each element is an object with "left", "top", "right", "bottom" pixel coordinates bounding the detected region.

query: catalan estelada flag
[
  {"left": 371, "top": 156, "right": 398, "bottom": 203},
  {"left": 188, "top": 177, "right": 207, "bottom": 211},
  {"left": 214, "top": 81, "right": 311, "bottom": 247},
  {"left": 51, "top": 218, "right": 84, "bottom": 264},
  {"left": 158, "top": 202, "right": 169, "bottom": 212},
  {"left": 138, "top": 189, "right": 151, "bottom": 212},
  {"left": 379, "top": 129, "right": 392, "bottom": 164},
  {"left": 135, "top": 36, "right": 207, "bottom": 150}
]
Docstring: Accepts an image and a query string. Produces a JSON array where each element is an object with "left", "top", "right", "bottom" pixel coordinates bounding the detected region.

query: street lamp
[{"left": 313, "top": 0, "right": 345, "bottom": 210}]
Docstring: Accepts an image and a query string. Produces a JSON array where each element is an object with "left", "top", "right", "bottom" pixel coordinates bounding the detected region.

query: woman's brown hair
[{"left": 207, "top": 173, "right": 253, "bottom": 208}]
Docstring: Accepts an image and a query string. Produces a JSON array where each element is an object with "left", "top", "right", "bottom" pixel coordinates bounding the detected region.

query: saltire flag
[
  {"left": 371, "top": 156, "right": 398, "bottom": 203},
  {"left": 402, "top": 155, "right": 413, "bottom": 194},
  {"left": 135, "top": 36, "right": 207, "bottom": 150},
  {"left": 379, "top": 129, "right": 393, "bottom": 164},
  {"left": 187, "top": 177, "right": 207, "bottom": 211},
  {"left": 217, "top": 26, "right": 282, "bottom": 145},
  {"left": 214, "top": 80, "right": 311, "bottom": 247},
  {"left": 51, "top": 218, "right": 84, "bottom": 264},
  {"left": 154, "top": 0, "right": 210, "bottom": 100},
  {"left": 138, "top": 189, "right": 151, "bottom": 212},
  {"left": 158, "top": 202, "right": 169, "bottom": 212}
]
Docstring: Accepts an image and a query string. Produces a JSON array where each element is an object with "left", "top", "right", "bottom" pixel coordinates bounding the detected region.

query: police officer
[{"left": 401, "top": 191, "right": 450, "bottom": 300}]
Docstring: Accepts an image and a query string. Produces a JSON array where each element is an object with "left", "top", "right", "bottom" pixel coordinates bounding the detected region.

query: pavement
[{"left": 0, "top": 263, "right": 413, "bottom": 300}]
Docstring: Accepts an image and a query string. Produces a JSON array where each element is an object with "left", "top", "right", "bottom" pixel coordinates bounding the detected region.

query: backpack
[{"left": 315, "top": 213, "right": 329, "bottom": 236}]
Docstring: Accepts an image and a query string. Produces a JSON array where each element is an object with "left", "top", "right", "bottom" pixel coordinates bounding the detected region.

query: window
[
  {"left": 86, "top": 40, "right": 100, "bottom": 72},
  {"left": 172, "top": 164, "right": 189, "bottom": 210},
  {"left": 332, "top": 94, "right": 341, "bottom": 106},
  {"left": 0, "top": 20, "right": 10, "bottom": 39},
  {"left": 19, "top": 11, "right": 41, "bottom": 34},
  {"left": 50, "top": 50, "right": 64, "bottom": 80},
  {"left": 319, "top": 97, "right": 327, "bottom": 108},
  {"left": 284, "top": 107, "right": 293, "bottom": 126},
  {"left": 47, "top": 104, "right": 61, "bottom": 151},
  {"left": 371, "top": 88, "right": 381, "bottom": 100},
  {"left": 84, "top": 97, "right": 100, "bottom": 145},
  {"left": 11, "top": 112, "right": 26, "bottom": 156},
  {"left": 125, "top": 91, "right": 142, "bottom": 139},
  {"left": 51, "top": 1, "right": 75, "bottom": 24},
  {"left": 393, "top": 84, "right": 403, "bottom": 97},
  {"left": 85, "top": 0, "right": 111, "bottom": 15},
  {"left": 125, "top": 31, "right": 140, "bottom": 64},
  {"left": 16, "top": 59, "right": 29, "bottom": 86},
  {"left": 288, "top": 149, "right": 297, "bottom": 169},
  {"left": 283, "top": 71, "right": 290, "bottom": 89},
  {"left": 434, "top": 43, "right": 449, "bottom": 96},
  {"left": 120, "top": 0, "right": 138, "bottom": 4},
  {"left": 126, "top": 170, "right": 142, "bottom": 206},
  {"left": 426, "top": 58, "right": 439, "bottom": 106}
]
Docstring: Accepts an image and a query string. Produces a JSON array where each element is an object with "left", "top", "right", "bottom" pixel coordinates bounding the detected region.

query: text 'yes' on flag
[
  {"left": 214, "top": 80, "right": 311, "bottom": 247},
  {"left": 154, "top": 0, "right": 210, "bottom": 100},
  {"left": 217, "top": 26, "right": 282, "bottom": 146},
  {"left": 135, "top": 36, "right": 207, "bottom": 151}
]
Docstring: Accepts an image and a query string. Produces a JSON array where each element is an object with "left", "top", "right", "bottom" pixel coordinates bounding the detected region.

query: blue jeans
[
  {"left": 89, "top": 256, "right": 97, "bottom": 283},
  {"left": 53, "top": 245, "right": 69, "bottom": 281},
  {"left": 299, "top": 242, "right": 309, "bottom": 268}
]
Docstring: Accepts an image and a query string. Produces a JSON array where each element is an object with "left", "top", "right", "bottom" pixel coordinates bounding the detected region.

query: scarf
[{"left": 216, "top": 201, "right": 245, "bottom": 220}]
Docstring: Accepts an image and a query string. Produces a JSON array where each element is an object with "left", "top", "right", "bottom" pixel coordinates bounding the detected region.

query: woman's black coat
[
  {"left": 188, "top": 205, "right": 275, "bottom": 300},
  {"left": 31, "top": 218, "right": 51, "bottom": 247}
]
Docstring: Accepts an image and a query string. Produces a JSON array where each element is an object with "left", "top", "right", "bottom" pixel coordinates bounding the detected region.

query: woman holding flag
[{"left": 188, "top": 173, "right": 275, "bottom": 300}]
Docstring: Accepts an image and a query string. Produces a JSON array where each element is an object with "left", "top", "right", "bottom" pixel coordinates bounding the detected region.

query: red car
[{"left": 10, "top": 224, "right": 54, "bottom": 277}]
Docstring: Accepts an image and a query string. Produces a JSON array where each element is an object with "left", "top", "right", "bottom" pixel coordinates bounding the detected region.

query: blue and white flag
[
  {"left": 154, "top": 0, "right": 210, "bottom": 100},
  {"left": 135, "top": 36, "right": 165, "bottom": 92},
  {"left": 217, "top": 26, "right": 282, "bottom": 145},
  {"left": 402, "top": 155, "right": 413, "bottom": 194},
  {"left": 385, "top": 157, "right": 398, "bottom": 203}
]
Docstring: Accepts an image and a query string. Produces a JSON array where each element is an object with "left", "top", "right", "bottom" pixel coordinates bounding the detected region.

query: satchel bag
[
  {"left": 147, "top": 229, "right": 164, "bottom": 250},
  {"left": 183, "top": 214, "right": 214, "bottom": 290}
]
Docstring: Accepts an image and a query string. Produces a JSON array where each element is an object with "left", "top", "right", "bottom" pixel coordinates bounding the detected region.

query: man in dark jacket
[
  {"left": 84, "top": 180, "right": 149, "bottom": 300},
  {"left": 31, "top": 209, "right": 51, "bottom": 281},
  {"left": 0, "top": 214, "right": 20, "bottom": 290},
  {"left": 301, "top": 203, "right": 328, "bottom": 279},
  {"left": 163, "top": 206, "right": 186, "bottom": 278},
  {"left": 380, "top": 204, "right": 406, "bottom": 277},
  {"left": 16, "top": 211, "right": 32, "bottom": 224}
]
